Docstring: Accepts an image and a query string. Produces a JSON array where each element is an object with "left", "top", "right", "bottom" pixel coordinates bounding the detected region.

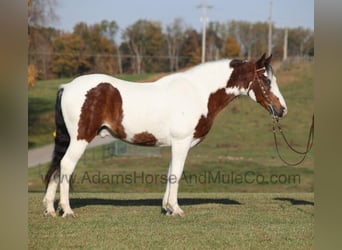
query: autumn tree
[
  {"left": 28, "top": 0, "right": 59, "bottom": 81},
  {"left": 180, "top": 29, "right": 201, "bottom": 67},
  {"left": 52, "top": 21, "right": 119, "bottom": 77},
  {"left": 224, "top": 36, "right": 240, "bottom": 58},
  {"left": 27, "top": 15, "right": 314, "bottom": 79}
]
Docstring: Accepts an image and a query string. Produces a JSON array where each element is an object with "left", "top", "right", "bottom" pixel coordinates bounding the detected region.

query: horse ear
[
  {"left": 265, "top": 54, "right": 272, "bottom": 65},
  {"left": 256, "top": 53, "right": 266, "bottom": 69}
]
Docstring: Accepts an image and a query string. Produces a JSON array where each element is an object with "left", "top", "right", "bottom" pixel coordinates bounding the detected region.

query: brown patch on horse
[
  {"left": 194, "top": 88, "right": 235, "bottom": 139},
  {"left": 77, "top": 83, "right": 126, "bottom": 142},
  {"left": 132, "top": 131, "right": 157, "bottom": 146},
  {"left": 194, "top": 61, "right": 257, "bottom": 140},
  {"left": 226, "top": 60, "right": 255, "bottom": 89}
]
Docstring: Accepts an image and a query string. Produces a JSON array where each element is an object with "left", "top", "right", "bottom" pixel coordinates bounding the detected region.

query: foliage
[
  {"left": 180, "top": 29, "right": 202, "bottom": 67},
  {"left": 51, "top": 22, "right": 119, "bottom": 78},
  {"left": 28, "top": 64, "right": 38, "bottom": 86},
  {"left": 123, "top": 20, "right": 166, "bottom": 73},
  {"left": 224, "top": 36, "right": 240, "bottom": 57},
  {"left": 28, "top": 14, "right": 314, "bottom": 80}
]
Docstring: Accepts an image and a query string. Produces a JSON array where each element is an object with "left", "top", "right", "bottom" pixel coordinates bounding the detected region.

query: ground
[{"left": 29, "top": 192, "right": 313, "bottom": 249}]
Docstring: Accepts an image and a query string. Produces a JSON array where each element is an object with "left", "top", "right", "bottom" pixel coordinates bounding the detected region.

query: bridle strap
[
  {"left": 272, "top": 114, "right": 314, "bottom": 166},
  {"left": 250, "top": 68, "right": 275, "bottom": 116}
]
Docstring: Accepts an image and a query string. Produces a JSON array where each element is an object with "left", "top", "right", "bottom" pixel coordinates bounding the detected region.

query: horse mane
[
  {"left": 229, "top": 59, "right": 247, "bottom": 68},
  {"left": 265, "top": 63, "right": 274, "bottom": 77}
]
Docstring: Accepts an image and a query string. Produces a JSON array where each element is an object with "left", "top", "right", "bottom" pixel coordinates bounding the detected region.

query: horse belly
[{"left": 120, "top": 94, "right": 172, "bottom": 147}]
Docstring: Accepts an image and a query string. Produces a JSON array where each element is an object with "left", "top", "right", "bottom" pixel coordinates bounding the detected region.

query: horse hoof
[
  {"left": 44, "top": 210, "right": 57, "bottom": 217},
  {"left": 161, "top": 207, "right": 185, "bottom": 217},
  {"left": 178, "top": 211, "right": 185, "bottom": 217},
  {"left": 161, "top": 208, "right": 172, "bottom": 216},
  {"left": 172, "top": 210, "right": 185, "bottom": 217},
  {"left": 62, "top": 212, "right": 77, "bottom": 218}
]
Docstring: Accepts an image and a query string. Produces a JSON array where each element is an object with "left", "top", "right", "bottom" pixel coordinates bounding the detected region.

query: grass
[{"left": 29, "top": 192, "right": 313, "bottom": 249}]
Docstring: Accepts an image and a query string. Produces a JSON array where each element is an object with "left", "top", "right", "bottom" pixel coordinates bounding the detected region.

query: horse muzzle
[{"left": 268, "top": 104, "right": 287, "bottom": 119}]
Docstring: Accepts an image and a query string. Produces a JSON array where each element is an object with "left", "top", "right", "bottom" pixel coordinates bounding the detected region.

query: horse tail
[{"left": 44, "top": 87, "right": 70, "bottom": 189}]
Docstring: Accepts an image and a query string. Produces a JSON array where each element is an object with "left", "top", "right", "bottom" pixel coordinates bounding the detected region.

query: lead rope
[{"left": 272, "top": 114, "right": 314, "bottom": 166}]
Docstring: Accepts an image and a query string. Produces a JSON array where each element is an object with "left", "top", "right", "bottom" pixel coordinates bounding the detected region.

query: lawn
[{"left": 29, "top": 192, "right": 314, "bottom": 249}]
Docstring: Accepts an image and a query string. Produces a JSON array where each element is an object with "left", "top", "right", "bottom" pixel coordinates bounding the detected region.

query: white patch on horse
[
  {"left": 270, "top": 75, "right": 287, "bottom": 114},
  {"left": 225, "top": 87, "right": 239, "bottom": 96},
  {"left": 248, "top": 89, "right": 257, "bottom": 101}
]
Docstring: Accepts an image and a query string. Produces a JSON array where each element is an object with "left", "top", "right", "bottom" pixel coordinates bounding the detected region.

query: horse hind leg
[
  {"left": 43, "top": 170, "right": 59, "bottom": 217},
  {"left": 59, "top": 139, "right": 88, "bottom": 218}
]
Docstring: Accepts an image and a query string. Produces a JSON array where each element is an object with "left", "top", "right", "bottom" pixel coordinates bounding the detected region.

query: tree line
[{"left": 28, "top": 10, "right": 313, "bottom": 82}]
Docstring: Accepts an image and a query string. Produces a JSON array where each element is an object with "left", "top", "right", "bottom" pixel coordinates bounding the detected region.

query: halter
[
  {"left": 249, "top": 67, "right": 314, "bottom": 166},
  {"left": 248, "top": 67, "right": 278, "bottom": 118}
]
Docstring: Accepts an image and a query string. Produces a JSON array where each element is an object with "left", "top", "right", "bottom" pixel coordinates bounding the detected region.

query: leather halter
[{"left": 247, "top": 67, "right": 277, "bottom": 118}]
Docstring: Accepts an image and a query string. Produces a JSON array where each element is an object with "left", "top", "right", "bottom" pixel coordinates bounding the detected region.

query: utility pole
[
  {"left": 283, "top": 28, "right": 288, "bottom": 61},
  {"left": 268, "top": 0, "right": 273, "bottom": 56},
  {"left": 197, "top": 2, "right": 213, "bottom": 63}
]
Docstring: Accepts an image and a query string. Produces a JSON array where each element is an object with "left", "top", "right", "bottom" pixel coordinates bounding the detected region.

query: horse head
[{"left": 229, "top": 54, "right": 288, "bottom": 119}]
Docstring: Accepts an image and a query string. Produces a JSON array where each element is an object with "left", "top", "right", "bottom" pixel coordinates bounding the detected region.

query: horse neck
[{"left": 184, "top": 60, "right": 233, "bottom": 98}]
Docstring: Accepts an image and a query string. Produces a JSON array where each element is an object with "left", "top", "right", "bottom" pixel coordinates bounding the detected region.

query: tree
[
  {"left": 288, "top": 28, "right": 314, "bottom": 57},
  {"left": 51, "top": 22, "right": 119, "bottom": 77},
  {"left": 28, "top": 0, "right": 59, "bottom": 80},
  {"left": 28, "top": 0, "right": 58, "bottom": 27},
  {"left": 123, "top": 20, "right": 164, "bottom": 73},
  {"left": 166, "top": 18, "right": 186, "bottom": 71},
  {"left": 180, "top": 29, "right": 201, "bottom": 67},
  {"left": 51, "top": 33, "right": 85, "bottom": 77},
  {"left": 28, "top": 64, "right": 38, "bottom": 86},
  {"left": 224, "top": 36, "right": 240, "bottom": 58},
  {"left": 100, "top": 20, "right": 122, "bottom": 74},
  {"left": 205, "top": 22, "right": 225, "bottom": 61}
]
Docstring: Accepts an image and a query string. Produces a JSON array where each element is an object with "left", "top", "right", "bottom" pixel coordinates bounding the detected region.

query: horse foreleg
[
  {"left": 162, "top": 138, "right": 191, "bottom": 217},
  {"left": 59, "top": 139, "right": 87, "bottom": 218}
]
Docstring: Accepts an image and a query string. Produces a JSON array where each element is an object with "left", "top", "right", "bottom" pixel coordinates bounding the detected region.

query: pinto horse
[{"left": 44, "top": 54, "right": 287, "bottom": 217}]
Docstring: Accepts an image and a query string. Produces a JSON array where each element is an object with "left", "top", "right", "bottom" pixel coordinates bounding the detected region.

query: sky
[{"left": 53, "top": 0, "right": 314, "bottom": 35}]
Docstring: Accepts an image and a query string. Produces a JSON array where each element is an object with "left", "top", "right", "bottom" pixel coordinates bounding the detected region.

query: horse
[{"left": 43, "top": 53, "right": 287, "bottom": 218}]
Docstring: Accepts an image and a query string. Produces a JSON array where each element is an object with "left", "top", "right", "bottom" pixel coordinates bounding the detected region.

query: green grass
[{"left": 29, "top": 192, "right": 313, "bottom": 249}]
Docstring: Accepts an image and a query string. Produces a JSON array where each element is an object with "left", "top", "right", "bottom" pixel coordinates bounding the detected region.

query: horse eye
[{"left": 265, "top": 79, "right": 271, "bottom": 86}]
